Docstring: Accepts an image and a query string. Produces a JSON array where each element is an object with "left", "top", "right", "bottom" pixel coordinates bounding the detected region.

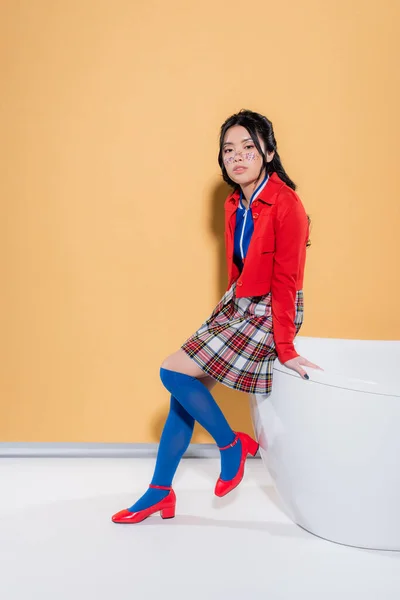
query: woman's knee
[
  {"left": 160, "top": 349, "right": 204, "bottom": 378},
  {"left": 160, "top": 353, "right": 175, "bottom": 371},
  {"left": 160, "top": 351, "right": 217, "bottom": 390}
]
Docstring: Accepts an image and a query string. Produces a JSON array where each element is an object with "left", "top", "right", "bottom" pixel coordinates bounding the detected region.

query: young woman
[{"left": 112, "top": 109, "right": 321, "bottom": 524}]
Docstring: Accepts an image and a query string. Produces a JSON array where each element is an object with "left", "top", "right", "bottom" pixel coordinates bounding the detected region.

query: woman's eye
[
  {"left": 224, "top": 149, "right": 232, "bottom": 153},
  {"left": 245, "top": 145, "right": 254, "bottom": 150}
]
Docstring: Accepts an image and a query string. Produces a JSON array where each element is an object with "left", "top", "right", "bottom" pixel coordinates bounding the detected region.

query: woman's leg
[
  {"left": 160, "top": 350, "right": 243, "bottom": 481},
  {"left": 120, "top": 346, "right": 242, "bottom": 515},
  {"left": 126, "top": 375, "right": 217, "bottom": 512}
]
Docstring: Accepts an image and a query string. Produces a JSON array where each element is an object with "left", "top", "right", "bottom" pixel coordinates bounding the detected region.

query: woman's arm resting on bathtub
[
  {"left": 271, "top": 193, "right": 308, "bottom": 363},
  {"left": 283, "top": 355, "right": 323, "bottom": 380}
]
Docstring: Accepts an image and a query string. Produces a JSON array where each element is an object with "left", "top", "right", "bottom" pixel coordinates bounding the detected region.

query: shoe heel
[
  {"left": 247, "top": 436, "right": 259, "bottom": 457},
  {"left": 161, "top": 506, "right": 175, "bottom": 519}
]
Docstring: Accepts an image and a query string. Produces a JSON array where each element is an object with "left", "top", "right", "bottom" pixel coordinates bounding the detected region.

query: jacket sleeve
[{"left": 271, "top": 191, "right": 308, "bottom": 364}]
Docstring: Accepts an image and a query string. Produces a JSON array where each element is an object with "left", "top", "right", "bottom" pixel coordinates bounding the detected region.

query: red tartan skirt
[{"left": 181, "top": 282, "right": 304, "bottom": 395}]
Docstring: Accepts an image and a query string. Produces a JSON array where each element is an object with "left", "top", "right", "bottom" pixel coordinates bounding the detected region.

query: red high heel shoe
[
  {"left": 111, "top": 484, "right": 176, "bottom": 524},
  {"left": 214, "top": 431, "right": 259, "bottom": 497}
]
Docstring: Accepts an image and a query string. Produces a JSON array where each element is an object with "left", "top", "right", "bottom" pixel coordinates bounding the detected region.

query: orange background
[{"left": 1, "top": 0, "right": 399, "bottom": 442}]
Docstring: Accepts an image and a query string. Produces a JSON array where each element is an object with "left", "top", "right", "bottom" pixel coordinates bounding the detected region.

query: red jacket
[{"left": 224, "top": 172, "right": 309, "bottom": 364}]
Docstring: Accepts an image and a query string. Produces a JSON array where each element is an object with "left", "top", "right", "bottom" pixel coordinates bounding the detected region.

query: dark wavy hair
[
  {"left": 218, "top": 109, "right": 296, "bottom": 190},
  {"left": 218, "top": 109, "right": 311, "bottom": 246}
]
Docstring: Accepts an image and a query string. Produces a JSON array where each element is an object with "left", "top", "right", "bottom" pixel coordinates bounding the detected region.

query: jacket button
[
  {"left": 237, "top": 280, "right": 243, "bottom": 286},
  {"left": 253, "top": 213, "right": 259, "bottom": 219}
]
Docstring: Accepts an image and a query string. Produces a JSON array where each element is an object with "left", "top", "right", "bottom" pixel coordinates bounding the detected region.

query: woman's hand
[{"left": 283, "top": 356, "right": 323, "bottom": 380}]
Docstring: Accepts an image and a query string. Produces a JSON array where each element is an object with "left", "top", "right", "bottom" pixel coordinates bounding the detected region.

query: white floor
[{"left": 1, "top": 457, "right": 399, "bottom": 600}]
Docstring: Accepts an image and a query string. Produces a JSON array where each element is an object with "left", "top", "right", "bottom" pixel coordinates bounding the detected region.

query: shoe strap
[
  {"left": 219, "top": 433, "right": 239, "bottom": 451},
  {"left": 149, "top": 484, "right": 171, "bottom": 491}
]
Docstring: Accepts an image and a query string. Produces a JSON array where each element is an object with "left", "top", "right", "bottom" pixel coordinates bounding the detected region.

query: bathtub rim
[{"left": 272, "top": 336, "right": 400, "bottom": 398}]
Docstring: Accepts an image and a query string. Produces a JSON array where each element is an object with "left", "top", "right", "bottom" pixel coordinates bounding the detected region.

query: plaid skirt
[{"left": 181, "top": 282, "right": 304, "bottom": 395}]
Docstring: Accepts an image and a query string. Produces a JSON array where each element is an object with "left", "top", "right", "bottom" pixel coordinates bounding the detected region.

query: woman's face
[{"left": 222, "top": 125, "right": 274, "bottom": 187}]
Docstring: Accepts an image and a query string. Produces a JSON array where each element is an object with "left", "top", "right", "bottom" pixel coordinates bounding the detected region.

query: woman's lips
[{"left": 233, "top": 167, "right": 248, "bottom": 173}]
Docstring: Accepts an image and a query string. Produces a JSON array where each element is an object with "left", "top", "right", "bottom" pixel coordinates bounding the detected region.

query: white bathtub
[{"left": 249, "top": 337, "right": 400, "bottom": 551}]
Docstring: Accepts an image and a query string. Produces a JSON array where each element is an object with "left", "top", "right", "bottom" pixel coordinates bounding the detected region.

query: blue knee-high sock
[
  {"left": 159, "top": 368, "right": 242, "bottom": 481},
  {"left": 127, "top": 396, "right": 194, "bottom": 512}
]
